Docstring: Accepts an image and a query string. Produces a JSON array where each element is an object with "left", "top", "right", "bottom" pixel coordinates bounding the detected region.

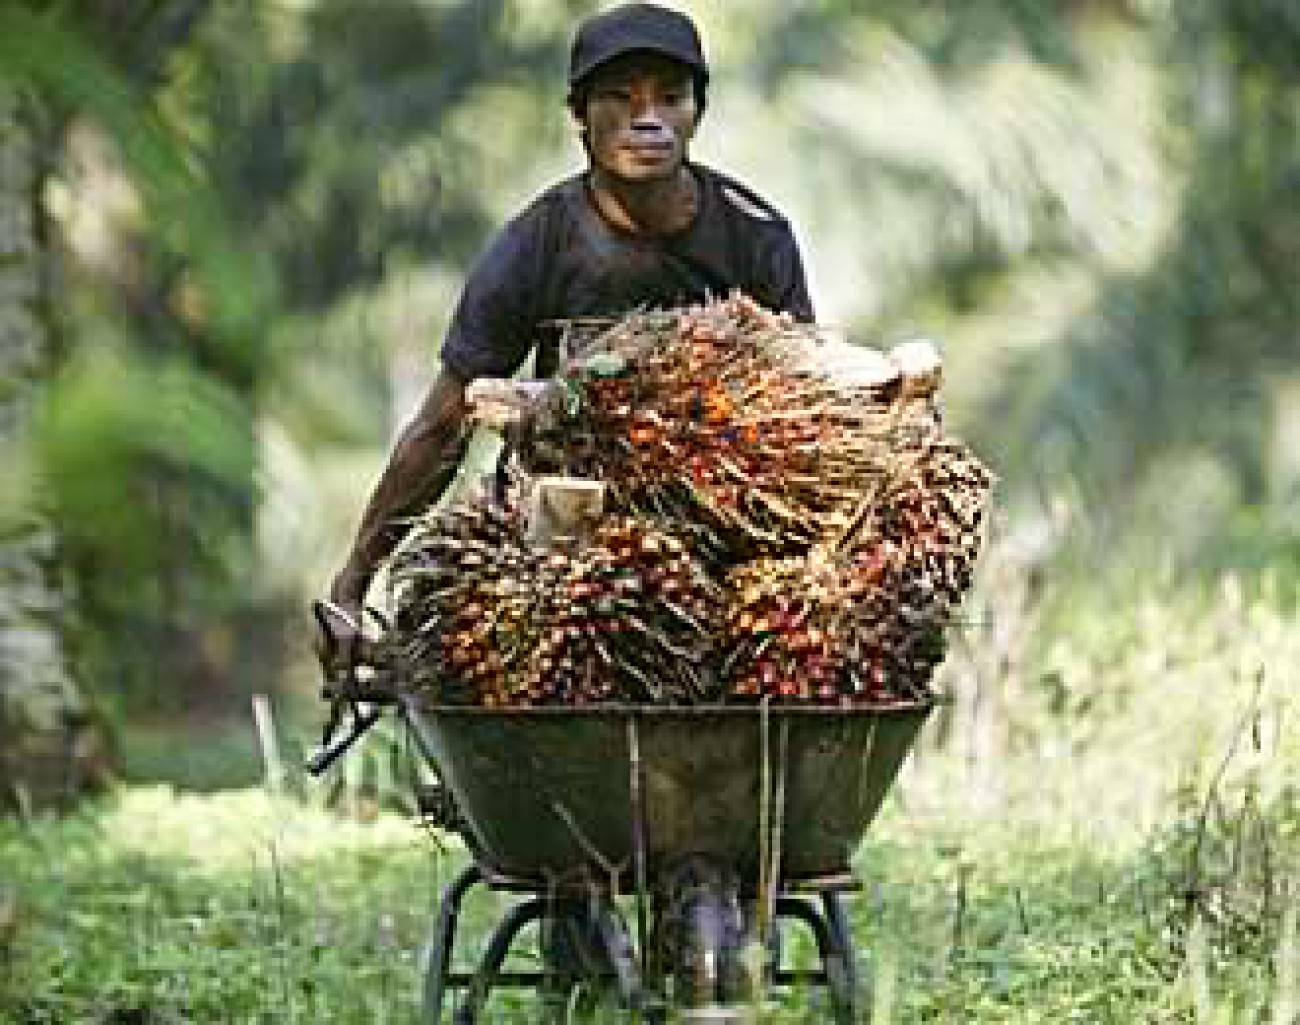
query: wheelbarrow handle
[{"left": 305, "top": 704, "right": 384, "bottom": 776}]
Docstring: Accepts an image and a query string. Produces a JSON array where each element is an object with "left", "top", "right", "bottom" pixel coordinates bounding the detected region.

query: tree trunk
[{"left": 0, "top": 86, "right": 109, "bottom": 811}]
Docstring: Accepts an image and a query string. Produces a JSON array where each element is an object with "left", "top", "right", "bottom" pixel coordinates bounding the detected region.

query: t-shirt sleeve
[
  {"left": 440, "top": 211, "right": 547, "bottom": 382},
  {"left": 761, "top": 225, "right": 815, "bottom": 322}
]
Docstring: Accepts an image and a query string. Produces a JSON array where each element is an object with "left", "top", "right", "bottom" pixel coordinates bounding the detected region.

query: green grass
[
  {"left": 0, "top": 788, "right": 1289, "bottom": 1022},
  {"left": 0, "top": 788, "right": 448, "bottom": 1024},
  {"left": 3, "top": 577, "right": 1297, "bottom": 1024}
]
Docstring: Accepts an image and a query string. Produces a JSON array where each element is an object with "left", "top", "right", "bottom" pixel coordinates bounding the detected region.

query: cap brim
[{"left": 571, "top": 45, "right": 707, "bottom": 86}]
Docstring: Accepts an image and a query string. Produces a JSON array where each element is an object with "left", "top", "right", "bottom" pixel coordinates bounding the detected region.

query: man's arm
[
  {"left": 329, "top": 206, "right": 546, "bottom": 610},
  {"left": 319, "top": 199, "right": 548, "bottom": 673},
  {"left": 329, "top": 370, "right": 469, "bottom": 611}
]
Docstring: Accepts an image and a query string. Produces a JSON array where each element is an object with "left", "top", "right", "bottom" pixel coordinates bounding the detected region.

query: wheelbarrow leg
[
  {"left": 421, "top": 864, "right": 482, "bottom": 1025},
  {"left": 822, "top": 892, "right": 860, "bottom": 1023},
  {"left": 539, "top": 895, "right": 641, "bottom": 1019},
  {"left": 591, "top": 899, "right": 644, "bottom": 1012},
  {"left": 775, "top": 896, "right": 856, "bottom": 1025},
  {"left": 453, "top": 896, "right": 548, "bottom": 1025}
]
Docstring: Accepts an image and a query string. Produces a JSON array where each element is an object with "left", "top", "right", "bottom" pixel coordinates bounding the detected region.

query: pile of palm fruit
[
  {"left": 391, "top": 508, "right": 720, "bottom": 706},
  {"left": 386, "top": 294, "right": 992, "bottom": 706}
]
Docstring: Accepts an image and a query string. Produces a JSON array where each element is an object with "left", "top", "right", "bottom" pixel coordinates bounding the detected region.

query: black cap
[{"left": 569, "top": 3, "right": 708, "bottom": 88}]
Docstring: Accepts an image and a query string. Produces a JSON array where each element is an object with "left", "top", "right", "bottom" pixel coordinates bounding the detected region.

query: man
[
  {"left": 327, "top": 2, "right": 813, "bottom": 658},
  {"left": 323, "top": 6, "right": 818, "bottom": 1004}
]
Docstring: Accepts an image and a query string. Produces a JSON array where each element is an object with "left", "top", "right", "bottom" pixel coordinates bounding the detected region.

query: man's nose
[{"left": 629, "top": 96, "right": 668, "bottom": 129}]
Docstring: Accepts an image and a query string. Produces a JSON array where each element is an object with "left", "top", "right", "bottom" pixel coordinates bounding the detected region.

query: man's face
[{"left": 579, "top": 52, "right": 699, "bottom": 183}]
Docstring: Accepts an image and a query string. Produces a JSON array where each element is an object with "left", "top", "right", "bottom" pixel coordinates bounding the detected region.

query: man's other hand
[{"left": 312, "top": 596, "right": 368, "bottom": 680}]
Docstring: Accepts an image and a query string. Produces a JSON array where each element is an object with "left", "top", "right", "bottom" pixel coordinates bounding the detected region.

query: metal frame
[{"left": 420, "top": 865, "right": 862, "bottom": 1025}]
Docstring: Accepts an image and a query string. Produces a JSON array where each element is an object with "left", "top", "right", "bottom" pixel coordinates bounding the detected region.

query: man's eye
[{"left": 598, "top": 88, "right": 633, "bottom": 102}]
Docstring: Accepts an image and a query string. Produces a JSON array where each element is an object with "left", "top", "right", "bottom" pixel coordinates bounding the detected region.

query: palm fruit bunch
[
  {"left": 720, "top": 439, "right": 992, "bottom": 704},
  {"left": 720, "top": 555, "right": 849, "bottom": 701},
  {"left": 534, "top": 294, "right": 926, "bottom": 570},
  {"left": 387, "top": 505, "right": 721, "bottom": 706}
]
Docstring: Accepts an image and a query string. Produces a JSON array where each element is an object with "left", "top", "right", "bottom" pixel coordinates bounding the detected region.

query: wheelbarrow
[{"left": 309, "top": 605, "right": 932, "bottom": 1023}]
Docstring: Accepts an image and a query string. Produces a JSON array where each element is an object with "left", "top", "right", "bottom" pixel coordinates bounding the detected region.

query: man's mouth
[{"left": 622, "top": 141, "right": 673, "bottom": 157}]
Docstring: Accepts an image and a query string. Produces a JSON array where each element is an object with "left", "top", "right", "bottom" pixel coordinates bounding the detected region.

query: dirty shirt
[{"left": 440, "top": 164, "right": 814, "bottom": 382}]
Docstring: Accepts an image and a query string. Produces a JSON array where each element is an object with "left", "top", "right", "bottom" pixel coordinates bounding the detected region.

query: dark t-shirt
[{"left": 440, "top": 164, "right": 814, "bottom": 381}]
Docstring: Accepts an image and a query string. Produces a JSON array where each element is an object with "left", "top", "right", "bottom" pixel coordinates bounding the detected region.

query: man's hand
[{"left": 313, "top": 592, "right": 369, "bottom": 681}]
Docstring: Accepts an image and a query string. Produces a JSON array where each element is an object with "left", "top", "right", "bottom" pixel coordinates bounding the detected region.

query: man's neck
[{"left": 587, "top": 165, "right": 699, "bottom": 236}]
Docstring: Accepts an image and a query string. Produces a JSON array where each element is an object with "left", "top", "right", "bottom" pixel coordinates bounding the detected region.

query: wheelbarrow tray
[{"left": 404, "top": 702, "right": 932, "bottom": 884}]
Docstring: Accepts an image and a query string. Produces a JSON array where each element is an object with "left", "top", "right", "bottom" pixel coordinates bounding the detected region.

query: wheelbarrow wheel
[{"left": 656, "top": 858, "right": 749, "bottom": 1009}]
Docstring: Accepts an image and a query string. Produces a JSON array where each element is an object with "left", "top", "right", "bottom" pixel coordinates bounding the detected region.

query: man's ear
[
  {"left": 570, "top": 109, "right": 593, "bottom": 159},
  {"left": 678, "top": 109, "right": 699, "bottom": 146},
  {"left": 566, "top": 86, "right": 588, "bottom": 136}
]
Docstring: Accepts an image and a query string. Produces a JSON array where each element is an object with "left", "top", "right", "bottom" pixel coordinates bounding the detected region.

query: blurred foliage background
[{"left": 1, "top": 0, "right": 1298, "bottom": 804}]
